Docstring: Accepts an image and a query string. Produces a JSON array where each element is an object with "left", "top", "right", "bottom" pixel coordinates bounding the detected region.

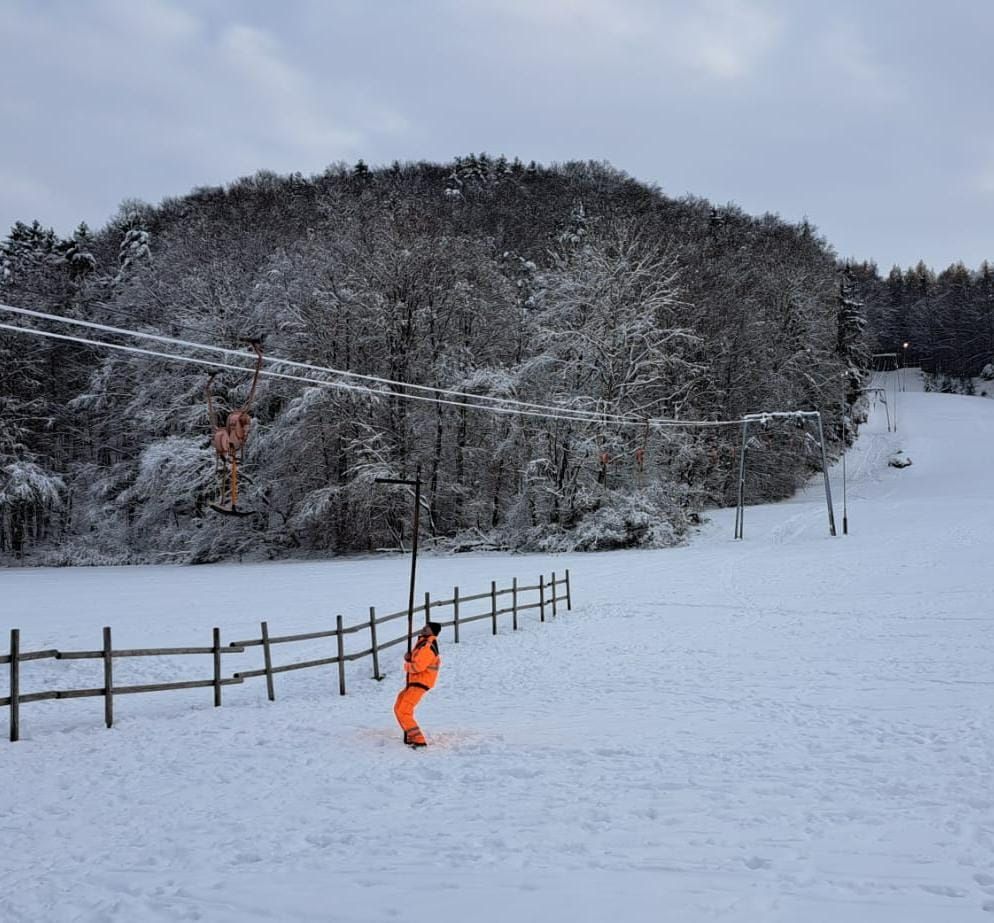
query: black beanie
[{"left": 427, "top": 621, "right": 442, "bottom": 637}]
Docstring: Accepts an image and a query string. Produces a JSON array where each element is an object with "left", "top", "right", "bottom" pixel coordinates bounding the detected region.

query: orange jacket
[{"left": 404, "top": 635, "right": 441, "bottom": 689}]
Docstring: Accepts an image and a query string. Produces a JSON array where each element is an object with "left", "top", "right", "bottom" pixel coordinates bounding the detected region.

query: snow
[{"left": 2, "top": 370, "right": 994, "bottom": 921}]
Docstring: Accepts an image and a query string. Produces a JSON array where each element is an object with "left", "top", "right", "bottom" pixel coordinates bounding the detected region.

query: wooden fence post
[
  {"left": 453, "top": 586, "right": 460, "bottom": 644},
  {"left": 551, "top": 570, "right": 558, "bottom": 617},
  {"left": 539, "top": 575, "right": 546, "bottom": 623},
  {"left": 261, "top": 620, "right": 275, "bottom": 701},
  {"left": 565, "top": 568, "right": 572, "bottom": 611},
  {"left": 103, "top": 626, "right": 114, "bottom": 729},
  {"left": 512, "top": 577, "right": 518, "bottom": 631},
  {"left": 213, "top": 627, "right": 222, "bottom": 707},
  {"left": 491, "top": 581, "right": 498, "bottom": 635},
  {"left": 9, "top": 629, "right": 19, "bottom": 743},
  {"left": 336, "top": 615, "right": 346, "bottom": 696},
  {"left": 369, "top": 607, "right": 382, "bottom": 681}
]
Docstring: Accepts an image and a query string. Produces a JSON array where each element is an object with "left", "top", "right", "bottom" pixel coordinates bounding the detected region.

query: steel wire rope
[
  {"left": 0, "top": 302, "right": 707, "bottom": 428},
  {"left": 0, "top": 319, "right": 746, "bottom": 429},
  {"left": 1, "top": 283, "right": 225, "bottom": 343},
  {"left": 85, "top": 300, "right": 225, "bottom": 342}
]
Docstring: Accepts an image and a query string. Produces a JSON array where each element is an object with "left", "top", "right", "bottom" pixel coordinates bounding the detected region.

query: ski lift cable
[
  {"left": 0, "top": 321, "right": 746, "bottom": 430},
  {"left": 0, "top": 301, "right": 741, "bottom": 429},
  {"left": 0, "top": 303, "right": 663, "bottom": 427},
  {"left": 741, "top": 411, "right": 823, "bottom": 423}
]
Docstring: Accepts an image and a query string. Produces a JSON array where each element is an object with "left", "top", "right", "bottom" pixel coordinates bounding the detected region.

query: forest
[
  {"left": 5, "top": 154, "right": 977, "bottom": 565},
  {"left": 850, "top": 259, "right": 994, "bottom": 389}
]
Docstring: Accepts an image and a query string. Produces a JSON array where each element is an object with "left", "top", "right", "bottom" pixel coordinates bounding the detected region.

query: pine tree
[
  {"left": 836, "top": 268, "right": 869, "bottom": 402},
  {"left": 64, "top": 223, "right": 98, "bottom": 280}
]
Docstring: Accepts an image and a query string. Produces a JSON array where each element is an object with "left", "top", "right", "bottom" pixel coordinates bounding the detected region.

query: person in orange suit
[{"left": 394, "top": 621, "right": 442, "bottom": 748}]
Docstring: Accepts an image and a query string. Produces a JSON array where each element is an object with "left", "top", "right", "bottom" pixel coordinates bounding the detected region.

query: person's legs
[{"left": 393, "top": 685, "right": 428, "bottom": 745}]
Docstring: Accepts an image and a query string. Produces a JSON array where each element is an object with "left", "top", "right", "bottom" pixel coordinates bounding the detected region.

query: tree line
[
  {"left": 1, "top": 155, "right": 872, "bottom": 563},
  {"left": 850, "top": 259, "right": 994, "bottom": 380}
]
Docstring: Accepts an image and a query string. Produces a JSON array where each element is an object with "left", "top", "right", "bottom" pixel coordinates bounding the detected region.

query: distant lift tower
[{"left": 870, "top": 352, "right": 900, "bottom": 430}]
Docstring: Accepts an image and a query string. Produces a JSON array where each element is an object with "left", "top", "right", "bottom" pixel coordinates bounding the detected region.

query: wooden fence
[{"left": 2, "top": 569, "right": 572, "bottom": 743}]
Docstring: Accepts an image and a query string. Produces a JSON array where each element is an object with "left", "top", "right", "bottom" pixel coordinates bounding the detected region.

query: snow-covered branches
[{"left": 1, "top": 157, "right": 864, "bottom": 562}]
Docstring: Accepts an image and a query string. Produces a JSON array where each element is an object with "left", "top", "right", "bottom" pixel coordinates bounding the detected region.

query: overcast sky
[{"left": 2, "top": 0, "right": 991, "bottom": 272}]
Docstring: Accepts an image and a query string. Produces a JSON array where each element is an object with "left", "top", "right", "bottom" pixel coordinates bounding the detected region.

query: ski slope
[{"left": 2, "top": 370, "right": 993, "bottom": 922}]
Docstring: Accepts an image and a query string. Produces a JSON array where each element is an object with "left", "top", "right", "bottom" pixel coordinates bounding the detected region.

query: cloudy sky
[{"left": 2, "top": 0, "right": 991, "bottom": 271}]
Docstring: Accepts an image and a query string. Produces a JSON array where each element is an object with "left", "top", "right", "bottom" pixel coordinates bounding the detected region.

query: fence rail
[{"left": 3, "top": 569, "right": 572, "bottom": 743}]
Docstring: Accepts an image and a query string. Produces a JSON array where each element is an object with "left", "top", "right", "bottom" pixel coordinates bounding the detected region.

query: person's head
[{"left": 420, "top": 621, "right": 442, "bottom": 639}]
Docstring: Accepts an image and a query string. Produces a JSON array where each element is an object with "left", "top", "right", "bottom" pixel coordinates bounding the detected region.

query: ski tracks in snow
[{"left": 3, "top": 375, "right": 994, "bottom": 921}]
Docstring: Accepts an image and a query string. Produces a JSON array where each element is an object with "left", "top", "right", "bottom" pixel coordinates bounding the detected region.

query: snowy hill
[{"left": 2, "top": 370, "right": 993, "bottom": 922}]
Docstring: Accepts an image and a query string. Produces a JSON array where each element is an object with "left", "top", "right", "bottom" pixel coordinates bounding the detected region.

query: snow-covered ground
[{"left": 2, "top": 370, "right": 994, "bottom": 922}]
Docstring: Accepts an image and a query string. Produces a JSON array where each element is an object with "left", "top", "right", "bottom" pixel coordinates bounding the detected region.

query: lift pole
[{"left": 374, "top": 467, "right": 423, "bottom": 654}]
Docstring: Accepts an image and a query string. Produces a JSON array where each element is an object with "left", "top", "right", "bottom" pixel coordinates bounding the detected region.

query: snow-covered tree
[{"left": 0, "top": 157, "right": 876, "bottom": 562}]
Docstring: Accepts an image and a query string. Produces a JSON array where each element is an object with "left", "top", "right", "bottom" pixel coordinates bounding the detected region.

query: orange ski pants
[{"left": 394, "top": 684, "right": 428, "bottom": 744}]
